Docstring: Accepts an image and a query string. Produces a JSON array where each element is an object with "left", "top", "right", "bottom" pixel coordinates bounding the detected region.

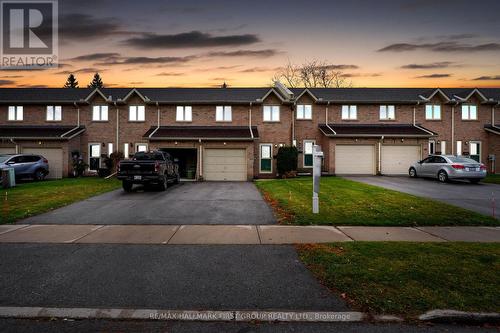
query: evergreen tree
[
  {"left": 63, "top": 74, "right": 79, "bottom": 88},
  {"left": 88, "top": 73, "right": 104, "bottom": 88}
]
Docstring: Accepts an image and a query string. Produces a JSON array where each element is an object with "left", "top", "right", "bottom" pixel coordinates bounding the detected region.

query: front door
[
  {"left": 470, "top": 141, "right": 481, "bottom": 162},
  {"left": 89, "top": 144, "right": 101, "bottom": 171}
]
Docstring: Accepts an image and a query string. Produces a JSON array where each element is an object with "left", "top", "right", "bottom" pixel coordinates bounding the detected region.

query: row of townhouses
[{"left": 0, "top": 84, "right": 499, "bottom": 181}]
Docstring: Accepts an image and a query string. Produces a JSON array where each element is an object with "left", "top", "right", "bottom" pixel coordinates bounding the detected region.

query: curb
[{"left": 419, "top": 310, "right": 500, "bottom": 324}]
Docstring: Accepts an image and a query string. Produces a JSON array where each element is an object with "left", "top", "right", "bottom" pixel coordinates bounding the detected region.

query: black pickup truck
[{"left": 117, "top": 151, "right": 180, "bottom": 192}]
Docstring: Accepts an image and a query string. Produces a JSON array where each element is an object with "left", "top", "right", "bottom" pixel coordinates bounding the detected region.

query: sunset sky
[{"left": 2, "top": 0, "right": 500, "bottom": 88}]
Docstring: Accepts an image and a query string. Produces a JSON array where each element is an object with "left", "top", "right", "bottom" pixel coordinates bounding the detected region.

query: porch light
[{"left": 175, "top": 141, "right": 178, "bottom": 145}]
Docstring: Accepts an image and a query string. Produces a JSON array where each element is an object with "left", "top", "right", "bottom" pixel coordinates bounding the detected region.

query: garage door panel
[
  {"left": 381, "top": 145, "right": 420, "bottom": 175},
  {"left": 0, "top": 147, "right": 16, "bottom": 154},
  {"left": 204, "top": 149, "right": 247, "bottom": 181},
  {"left": 22, "top": 148, "right": 63, "bottom": 179},
  {"left": 335, "top": 145, "right": 375, "bottom": 175}
]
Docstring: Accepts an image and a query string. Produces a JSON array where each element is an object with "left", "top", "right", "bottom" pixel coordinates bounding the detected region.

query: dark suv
[{"left": 0, "top": 154, "right": 49, "bottom": 180}]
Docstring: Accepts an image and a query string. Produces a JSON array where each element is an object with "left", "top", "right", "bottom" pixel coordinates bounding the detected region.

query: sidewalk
[{"left": 0, "top": 224, "right": 499, "bottom": 244}]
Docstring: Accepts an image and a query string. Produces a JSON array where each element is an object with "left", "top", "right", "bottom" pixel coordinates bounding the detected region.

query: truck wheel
[
  {"left": 122, "top": 181, "right": 133, "bottom": 192},
  {"left": 158, "top": 176, "right": 167, "bottom": 191}
]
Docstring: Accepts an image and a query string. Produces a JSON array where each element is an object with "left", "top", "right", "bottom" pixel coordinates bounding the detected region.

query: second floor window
[
  {"left": 263, "top": 105, "right": 280, "bottom": 122},
  {"left": 379, "top": 105, "right": 395, "bottom": 120},
  {"left": 341, "top": 105, "right": 357, "bottom": 120},
  {"left": 296, "top": 104, "right": 312, "bottom": 119},
  {"left": 8, "top": 106, "right": 23, "bottom": 121},
  {"left": 92, "top": 105, "right": 108, "bottom": 121},
  {"left": 425, "top": 104, "right": 441, "bottom": 120},
  {"left": 216, "top": 106, "right": 232, "bottom": 122},
  {"left": 129, "top": 105, "right": 145, "bottom": 121},
  {"left": 461, "top": 105, "right": 477, "bottom": 120},
  {"left": 176, "top": 106, "right": 192, "bottom": 122},
  {"left": 46, "top": 106, "right": 62, "bottom": 121}
]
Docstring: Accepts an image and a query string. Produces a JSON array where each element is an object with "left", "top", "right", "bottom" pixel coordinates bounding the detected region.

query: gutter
[
  {"left": 325, "top": 101, "right": 336, "bottom": 135},
  {"left": 148, "top": 102, "right": 161, "bottom": 139}
]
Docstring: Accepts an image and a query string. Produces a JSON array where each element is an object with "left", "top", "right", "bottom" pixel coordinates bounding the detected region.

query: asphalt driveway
[
  {"left": 346, "top": 176, "right": 500, "bottom": 218},
  {"left": 0, "top": 244, "right": 347, "bottom": 311},
  {"left": 20, "top": 182, "right": 276, "bottom": 225}
]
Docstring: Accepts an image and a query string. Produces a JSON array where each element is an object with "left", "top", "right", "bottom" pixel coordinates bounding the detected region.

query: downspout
[
  {"left": 9, "top": 138, "right": 18, "bottom": 153},
  {"left": 378, "top": 136, "right": 384, "bottom": 175},
  {"left": 74, "top": 102, "right": 80, "bottom": 126},
  {"left": 325, "top": 101, "right": 336, "bottom": 134},
  {"left": 148, "top": 102, "right": 161, "bottom": 138},
  {"left": 291, "top": 101, "right": 295, "bottom": 145},
  {"left": 199, "top": 138, "right": 203, "bottom": 180},
  {"left": 413, "top": 101, "right": 434, "bottom": 135},
  {"left": 248, "top": 102, "right": 254, "bottom": 139},
  {"left": 115, "top": 102, "right": 119, "bottom": 153},
  {"left": 451, "top": 101, "right": 459, "bottom": 155}
]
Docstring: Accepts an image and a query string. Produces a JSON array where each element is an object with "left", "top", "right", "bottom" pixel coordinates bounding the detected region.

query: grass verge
[
  {"left": 484, "top": 174, "right": 500, "bottom": 184},
  {"left": 1, "top": 177, "right": 121, "bottom": 224},
  {"left": 255, "top": 177, "right": 498, "bottom": 226},
  {"left": 297, "top": 242, "right": 500, "bottom": 317}
]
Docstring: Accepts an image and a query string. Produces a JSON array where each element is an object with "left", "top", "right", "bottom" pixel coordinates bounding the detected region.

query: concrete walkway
[{"left": 0, "top": 224, "right": 498, "bottom": 244}]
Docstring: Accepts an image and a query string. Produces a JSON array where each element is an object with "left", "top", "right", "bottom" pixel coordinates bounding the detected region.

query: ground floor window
[
  {"left": 124, "top": 143, "right": 129, "bottom": 158},
  {"left": 108, "top": 143, "right": 113, "bottom": 156},
  {"left": 303, "top": 140, "right": 315, "bottom": 167},
  {"left": 89, "top": 143, "right": 101, "bottom": 171},
  {"left": 260, "top": 144, "right": 272, "bottom": 173},
  {"left": 470, "top": 141, "right": 481, "bottom": 162},
  {"left": 136, "top": 143, "right": 148, "bottom": 153},
  {"left": 456, "top": 141, "right": 462, "bottom": 156},
  {"left": 428, "top": 140, "right": 435, "bottom": 155},
  {"left": 440, "top": 141, "right": 446, "bottom": 155}
]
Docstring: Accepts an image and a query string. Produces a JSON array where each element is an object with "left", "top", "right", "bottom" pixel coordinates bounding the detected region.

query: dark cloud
[
  {"left": 341, "top": 73, "right": 382, "bottom": 78},
  {"left": 128, "top": 81, "right": 143, "bottom": 85},
  {"left": 16, "top": 84, "right": 49, "bottom": 88},
  {"left": 239, "top": 67, "right": 282, "bottom": 73},
  {"left": 415, "top": 74, "right": 452, "bottom": 78},
  {"left": 401, "top": 61, "right": 455, "bottom": 69},
  {"left": 1, "top": 75, "right": 22, "bottom": 78},
  {"left": 155, "top": 72, "right": 185, "bottom": 76},
  {"left": 378, "top": 42, "right": 500, "bottom": 52},
  {"left": 96, "top": 55, "right": 197, "bottom": 66},
  {"left": 68, "top": 53, "right": 121, "bottom": 61},
  {"left": 122, "top": 31, "right": 260, "bottom": 49},
  {"left": 56, "top": 68, "right": 106, "bottom": 75},
  {"left": 206, "top": 49, "right": 281, "bottom": 58},
  {"left": 58, "top": 14, "right": 132, "bottom": 41},
  {"left": 0, "top": 79, "right": 15, "bottom": 86},
  {"left": 472, "top": 75, "right": 500, "bottom": 81},
  {"left": 438, "top": 34, "right": 478, "bottom": 40},
  {"left": 322, "top": 64, "right": 359, "bottom": 70}
]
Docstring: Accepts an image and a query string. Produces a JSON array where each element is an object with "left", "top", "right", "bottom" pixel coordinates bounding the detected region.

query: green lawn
[
  {"left": 484, "top": 174, "right": 500, "bottom": 184},
  {"left": 297, "top": 242, "right": 500, "bottom": 316},
  {"left": 255, "top": 177, "right": 498, "bottom": 226},
  {"left": 1, "top": 177, "right": 121, "bottom": 224}
]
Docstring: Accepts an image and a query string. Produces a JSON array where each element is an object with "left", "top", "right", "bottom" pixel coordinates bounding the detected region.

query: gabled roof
[
  {"left": 420, "top": 88, "right": 450, "bottom": 102},
  {"left": 0, "top": 125, "right": 85, "bottom": 139},
  {"left": 290, "top": 88, "right": 318, "bottom": 101},
  {"left": 145, "top": 126, "right": 259, "bottom": 140},
  {"left": 319, "top": 123, "right": 437, "bottom": 137},
  {"left": 84, "top": 88, "right": 112, "bottom": 102},
  {"left": 120, "top": 88, "right": 150, "bottom": 103}
]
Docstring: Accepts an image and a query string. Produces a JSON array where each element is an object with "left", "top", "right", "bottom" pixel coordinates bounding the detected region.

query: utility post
[{"left": 312, "top": 145, "right": 323, "bottom": 214}]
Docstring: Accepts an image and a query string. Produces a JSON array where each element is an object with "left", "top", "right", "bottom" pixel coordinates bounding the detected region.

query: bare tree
[{"left": 273, "top": 60, "right": 352, "bottom": 88}]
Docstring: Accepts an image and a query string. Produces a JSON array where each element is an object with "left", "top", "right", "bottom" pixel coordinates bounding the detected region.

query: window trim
[
  {"left": 425, "top": 104, "right": 441, "bottom": 120},
  {"left": 296, "top": 104, "right": 312, "bottom": 120},
  {"left": 379, "top": 105, "right": 395, "bottom": 120},
  {"left": 92, "top": 105, "right": 109, "bottom": 122},
  {"left": 129, "top": 105, "right": 145, "bottom": 122},
  {"left": 8, "top": 105, "right": 23, "bottom": 121},
  {"left": 215, "top": 105, "right": 232, "bottom": 122},
  {"left": 263, "top": 105, "right": 280, "bottom": 122},
  {"left": 259, "top": 143, "right": 273, "bottom": 173},
  {"left": 303, "top": 140, "right": 315, "bottom": 168},
  {"left": 46, "top": 105, "right": 62, "bottom": 122},
  {"left": 341, "top": 105, "right": 357, "bottom": 120},
  {"left": 461, "top": 104, "right": 478, "bottom": 120},
  {"left": 176, "top": 105, "right": 192, "bottom": 122}
]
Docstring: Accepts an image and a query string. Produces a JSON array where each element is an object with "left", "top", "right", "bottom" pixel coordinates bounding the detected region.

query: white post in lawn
[{"left": 312, "top": 145, "right": 324, "bottom": 214}]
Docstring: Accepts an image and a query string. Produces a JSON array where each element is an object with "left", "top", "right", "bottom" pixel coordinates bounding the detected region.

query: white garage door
[
  {"left": 381, "top": 145, "right": 421, "bottom": 175},
  {"left": 0, "top": 147, "right": 16, "bottom": 154},
  {"left": 335, "top": 145, "right": 375, "bottom": 175},
  {"left": 204, "top": 149, "right": 246, "bottom": 181},
  {"left": 23, "top": 148, "right": 64, "bottom": 179}
]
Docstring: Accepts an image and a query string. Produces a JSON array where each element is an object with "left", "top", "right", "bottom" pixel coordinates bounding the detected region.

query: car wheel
[
  {"left": 437, "top": 170, "right": 448, "bottom": 183},
  {"left": 158, "top": 176, "right": 167, "bottom": 191},
  {"left": 469, "top": 179, "right": 480, "bottom": 184},
  {"left": 122, "top": 181, "right": 133, "bottom": 192},
  {"left": 33, "top": 169, "right": 46, "bottom": 181},
  {"left": 409, "top": 167, "right": 417, "bottom": 178}
]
